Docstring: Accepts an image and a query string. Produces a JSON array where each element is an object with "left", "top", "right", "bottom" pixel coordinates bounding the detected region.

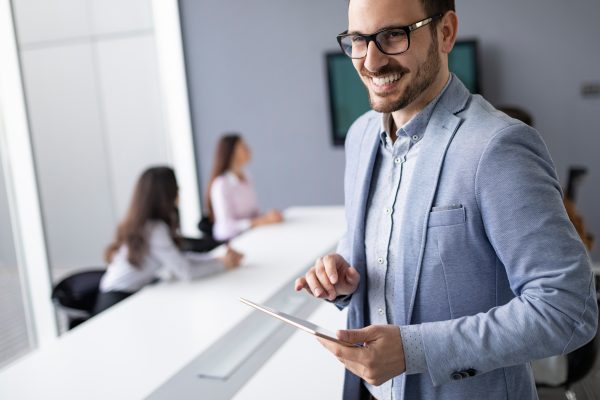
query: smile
[{"left": 371, "top": 73, "right": 403, "bottom": 87}]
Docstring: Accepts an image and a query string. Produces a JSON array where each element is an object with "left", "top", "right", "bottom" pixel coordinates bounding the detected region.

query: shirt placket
[{"left": 374, "top": 134, "right": 410, "bottom": 325}]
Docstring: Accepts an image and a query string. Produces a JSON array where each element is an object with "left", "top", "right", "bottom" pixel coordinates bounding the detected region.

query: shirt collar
[{"left": 379, "top": 75, "right": 453, "bottom": 146}]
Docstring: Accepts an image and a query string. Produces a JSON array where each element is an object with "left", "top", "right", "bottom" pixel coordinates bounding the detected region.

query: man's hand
[
  {"left": 294, "top": 253, "right": 360, "bottom": 301},
  {"left": 318, "top": 325, "right": 406, "bottom": 386}
]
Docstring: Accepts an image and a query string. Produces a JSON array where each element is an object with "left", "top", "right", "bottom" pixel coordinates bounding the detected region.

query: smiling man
[{"left": 295, "top": 0, "right": 598, "bottom": 399}]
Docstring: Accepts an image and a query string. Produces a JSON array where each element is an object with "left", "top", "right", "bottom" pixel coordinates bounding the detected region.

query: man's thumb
[
  {"left": 337, "top": 326, "right": 376, "bottom": 344},
  {"left": 345, "top": 267, "right": 359, "bottom": 285}
]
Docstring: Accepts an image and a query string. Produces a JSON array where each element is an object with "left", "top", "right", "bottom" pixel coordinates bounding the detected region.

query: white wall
[
  {"left": 180, "top": 0, "right": 600, "bottom": 260},
  {"left": 12, "top": 0, "right": 173, "bottom": 279}
]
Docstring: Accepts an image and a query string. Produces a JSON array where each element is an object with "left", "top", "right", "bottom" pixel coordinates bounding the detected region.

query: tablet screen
[{"left": 239, "top": 297, "right": 358, "bottom": 347}]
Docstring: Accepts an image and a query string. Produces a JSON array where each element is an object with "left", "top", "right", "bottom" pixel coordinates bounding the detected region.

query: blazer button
[
  {"left": 466, "top": 368, "right": 477, "bottom": 377},
  {"left": 451, "top": 372, "right": 463, "bottom": 380}
]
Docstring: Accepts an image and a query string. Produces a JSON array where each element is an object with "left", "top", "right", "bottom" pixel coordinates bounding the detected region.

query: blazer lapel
[
  {"left": 350, "top": 117, "right": 381, "bottom": 281},
  {"left": 398, "top": 77, "right": 471, "bottom": 326}
]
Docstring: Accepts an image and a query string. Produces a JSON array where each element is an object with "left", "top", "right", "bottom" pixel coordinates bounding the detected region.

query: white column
[{"left": 152, "top": 0, "right": 202, "bottom": 237}]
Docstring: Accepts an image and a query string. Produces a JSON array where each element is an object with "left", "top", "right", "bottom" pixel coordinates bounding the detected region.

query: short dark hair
[
  {"left": 347, "top": 1, "right": 455, "bottom": 18},
  {"left": 421, "top": 0, "right": 455, "bottom": 16}
]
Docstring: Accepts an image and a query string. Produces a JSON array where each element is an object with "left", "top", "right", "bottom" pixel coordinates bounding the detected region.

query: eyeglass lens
[{"left": 340, "top": 29, "right": 409, "bottom": 58}]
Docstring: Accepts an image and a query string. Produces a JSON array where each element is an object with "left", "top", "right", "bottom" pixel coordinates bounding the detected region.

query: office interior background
[{"left": 0, "top": 0, "right": 599, "bottom": 398}]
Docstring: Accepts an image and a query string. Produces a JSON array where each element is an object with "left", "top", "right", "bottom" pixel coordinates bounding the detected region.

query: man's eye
[
  {"left": 351, "top": 36, "right": 366, "bottom": 43},
  {"left": 383, "top": 30, "right": 406, "bottom": 40}
]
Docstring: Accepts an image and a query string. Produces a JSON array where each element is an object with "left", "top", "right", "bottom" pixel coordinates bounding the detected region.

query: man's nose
[{"left": 363, "top": 41, "right": 388, "bottom": 72}]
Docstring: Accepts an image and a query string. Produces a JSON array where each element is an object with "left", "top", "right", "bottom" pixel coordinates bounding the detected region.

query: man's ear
[{"left": 439, "top": 11, "right": 458, "bottom": 54}]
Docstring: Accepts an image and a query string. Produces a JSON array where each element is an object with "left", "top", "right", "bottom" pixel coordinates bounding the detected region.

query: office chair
[
  {"left": 51, "top": 269, "right": 105, "bottom": 331},
  {"left": 197, "top": 214, "right": 214, "bottom": 238},
  {"left": 187, "top": 214, "right": 225, "bottom": 253}
]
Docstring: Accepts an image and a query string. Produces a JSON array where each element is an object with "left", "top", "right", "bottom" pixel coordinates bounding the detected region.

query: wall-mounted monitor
[
  {"left": 326, "top": 39, "right": 481, "bottom": 145},
  {"left": 448, "top": 39, "right": 480, "bottom": 94},
  {"left": 325, "top": 52, "right": 370, "bottom": 146}
]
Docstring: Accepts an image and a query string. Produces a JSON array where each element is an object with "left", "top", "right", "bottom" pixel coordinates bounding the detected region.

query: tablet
[{"left": 239, "top": 297, "right": 359, "bottom": 347}]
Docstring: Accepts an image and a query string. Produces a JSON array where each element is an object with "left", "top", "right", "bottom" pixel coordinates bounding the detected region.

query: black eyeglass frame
[{"left": 336, "top": 13, "right": 443, "bottom": 59}]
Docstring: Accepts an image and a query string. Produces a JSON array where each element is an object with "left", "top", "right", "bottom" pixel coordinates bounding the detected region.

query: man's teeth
[{"left": 372, "top": 74, "right": 402, "bottom": 86}]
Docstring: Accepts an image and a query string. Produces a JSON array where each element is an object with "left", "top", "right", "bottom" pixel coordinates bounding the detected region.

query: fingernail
[
  {"left": 314, "top": 288, "right": 322, "bottom": 297},
  {"left": 329, "top": 275, "right": 337, "bottom": 284}
]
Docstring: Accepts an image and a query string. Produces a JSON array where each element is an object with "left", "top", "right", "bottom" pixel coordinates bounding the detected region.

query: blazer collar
[{"left": 436, "top": 73, "right": 471, "bottom": 116}]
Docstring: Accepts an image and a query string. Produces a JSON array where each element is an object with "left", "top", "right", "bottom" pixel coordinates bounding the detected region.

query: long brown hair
[
  {"left": 105, "top": 166, "right": 180, "bottom": 267},
  {"left": 205, "top": 134, "right": 241, "bottom": 220}
]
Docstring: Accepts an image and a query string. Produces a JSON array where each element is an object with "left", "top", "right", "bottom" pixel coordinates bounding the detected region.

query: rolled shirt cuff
[
  {"left": 331, "top": 293, "right": 353, "bottom": 309},
  {"left": 400, "top": 324, "right": 428, "bottom": 375}
]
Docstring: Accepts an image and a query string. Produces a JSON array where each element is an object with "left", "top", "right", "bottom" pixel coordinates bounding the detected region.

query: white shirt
[{"left": 100, "top": 221, "right": 226, "bottom": 293}]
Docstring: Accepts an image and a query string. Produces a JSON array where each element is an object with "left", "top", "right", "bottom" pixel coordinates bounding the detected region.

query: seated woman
[
  {"left": 95, "top": 166, "right": 243, "bottom": 314},
  {"left": 206, "top": 134, "right": 283, "bottom": 241}
]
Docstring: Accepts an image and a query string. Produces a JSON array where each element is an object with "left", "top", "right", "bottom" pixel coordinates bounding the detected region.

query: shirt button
[
  {"left": 394, "top": 157, "right": 402, "bottom": 164},
  {"left": 384, "top": 207, "right": 391, "bottom": 215},
  {"left": 378, "top": 308, "right": 384, "bottom": 315},
  {"left": 377, "top": 257, "right": 384, "bottom": 264},
  {"left": 412, "top": 134, "right": 419, "bottom": 141}
]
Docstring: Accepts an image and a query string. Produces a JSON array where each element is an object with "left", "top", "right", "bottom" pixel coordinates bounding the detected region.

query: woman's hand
[
  {"left": 221, "top": 246, "right": 243, "bottom": 269},
  {"left": 252, "top": 209, "right": 284, "bottom": 227}
]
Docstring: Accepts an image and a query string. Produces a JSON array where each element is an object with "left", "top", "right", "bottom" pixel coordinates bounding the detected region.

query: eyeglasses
[{"left": 336, "top": 14, "right": 443, "bottom": 59}]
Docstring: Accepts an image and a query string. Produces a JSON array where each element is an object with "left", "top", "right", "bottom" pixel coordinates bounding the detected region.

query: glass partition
[{"left": 0, "top": 120, "right": 34, "bottom": 369}]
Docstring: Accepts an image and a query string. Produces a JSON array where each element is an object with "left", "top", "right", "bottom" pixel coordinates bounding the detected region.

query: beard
[{"left": 361, "top": 33, "right": 441, "bottom": 113}]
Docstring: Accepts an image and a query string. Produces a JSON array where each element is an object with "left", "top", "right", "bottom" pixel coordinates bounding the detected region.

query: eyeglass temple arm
[{"left": 408, "top": 13, "right": 443, "bottom": 32}]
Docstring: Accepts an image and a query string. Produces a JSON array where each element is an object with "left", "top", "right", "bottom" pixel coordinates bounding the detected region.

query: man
[{"left": 294, "top": 0, "right": 598, "bottom": 399}]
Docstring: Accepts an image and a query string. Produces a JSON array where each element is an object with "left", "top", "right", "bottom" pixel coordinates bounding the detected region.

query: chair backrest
[
  {"left": 197, "top": 214, "right": 214, "bottom": 238},
  {"left": 51, "top": 269, "right": 105, "bottom": 313}
]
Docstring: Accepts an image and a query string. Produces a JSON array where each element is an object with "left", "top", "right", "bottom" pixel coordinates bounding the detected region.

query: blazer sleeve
[
  {"left": 150, "top": 223, "right": 226, "bottom": 281},
  {"left": 418, "top": 124, "right": 598, "bottom": 386}
]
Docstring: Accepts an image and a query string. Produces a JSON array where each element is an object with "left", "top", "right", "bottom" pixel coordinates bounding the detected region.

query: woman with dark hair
[
  {"left": 206, "top": 134, "right": 283, "bottom": 241},
  {"left": 95, "top": 166, "right": 243, "bottom": 314}
]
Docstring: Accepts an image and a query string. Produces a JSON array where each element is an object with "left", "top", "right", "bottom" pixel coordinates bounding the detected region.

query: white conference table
[
  {"left": 233, "top": 302, "right": 347, "bottom": 400},
  {"left": 0, "top": 206, "right": 348, "bottom": 399}
]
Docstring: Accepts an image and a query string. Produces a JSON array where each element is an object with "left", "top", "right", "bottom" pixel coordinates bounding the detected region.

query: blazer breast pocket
[{"left": 428, "top": 204, "right": 466, "bottom": 227}]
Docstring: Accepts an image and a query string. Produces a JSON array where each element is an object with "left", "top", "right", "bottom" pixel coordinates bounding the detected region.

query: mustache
[{"left": 360, "top": 64, "right": 409, "bottom": 78}]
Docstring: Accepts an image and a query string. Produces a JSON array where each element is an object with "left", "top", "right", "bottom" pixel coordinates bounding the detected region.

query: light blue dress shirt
[{"left": 363, "top": 77, "right": 452, "bottom": 399}]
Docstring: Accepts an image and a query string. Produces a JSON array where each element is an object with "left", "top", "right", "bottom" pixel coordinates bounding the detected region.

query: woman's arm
[{"left": 149, "top": 223, "right": 226, "bottom": 280}]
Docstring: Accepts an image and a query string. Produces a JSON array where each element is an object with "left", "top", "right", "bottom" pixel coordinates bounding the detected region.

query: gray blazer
[{"left": 336, "top": 76, "right": 598, "bottom": 400}]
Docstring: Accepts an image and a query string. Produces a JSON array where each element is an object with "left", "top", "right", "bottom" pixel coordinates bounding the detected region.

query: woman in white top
[
  {"left": 206, "top": 134, "right": 283, "bottom": 241},
  {"left": 96, "top": 166, "right": 243, "bottom": 314}
]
